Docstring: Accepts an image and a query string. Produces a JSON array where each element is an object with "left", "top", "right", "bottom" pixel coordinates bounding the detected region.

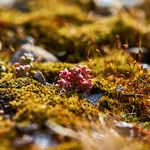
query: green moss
[
  {"left": 0, "top": 50, "right": 149, "bottom": 149},
  {"left": 0, "top": 0, "right": 150, "bottom": 149}
]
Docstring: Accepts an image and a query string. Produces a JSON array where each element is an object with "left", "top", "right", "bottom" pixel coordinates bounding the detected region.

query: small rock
[
  {"left": 142, "top": 63, "right": 150, "bottom": 70},
  {"left": 120, "top": 0, "right": 143, "bottom": 7},
  {"left": 56, "top": 51, "right": 67, "bottom": 57},
  {"left": 4, "top": 114, "right": 11, "bottom": 119},
  {"left": 128, "top": 47, "right": 150, "bottom": 64},
  {"left": 93, "top": 0, "right": 116, "bottom": 16},
  {"left": 34, "top": 132, "right": 57, "bottom": 148},
  {"left": 115, "top": 121, "right": 135, "bottom": 137},
  {"left": 0, "top": 99, "right": 7, "bottom": 105},
  {"left": 34, "top": 71, "right": 47, "bottom": 85},
  {"left": 116, "top": 85, "right": 124, "bottom": 92},
  {"left": 94, "top": 0, "right": 143, "bottom": 8},
  {"left": 93, "top": 0, "right": 144, "bottom": 16},
  {"left": 12, "top": 0, "right": 30, "bottom": 12},
  {"left": 128, "top": 47, "right": 147, "bottom": 54},
  {"left": 13, "top": 135, "right": 34, "bottom": 147},
  {"left": 94, "top": 0, "right": 121, "bottom": 8},
  {"left": 15, "top": 124, "right": 39, "bottom": 135},
  {"left": 0, "top": 0, "right": 15, "bottom": 7},
  {"left": 85, "top": 92, "right": 103, "bottom": 104},
  {"left": 10, "top": 37, "right": 59, "bottom": 64}
]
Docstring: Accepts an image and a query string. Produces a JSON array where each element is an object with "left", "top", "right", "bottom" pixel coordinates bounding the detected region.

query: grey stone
[
  {"left": 85, "top": 92, "right": 103, "bottom": 104},
  {"left": 34, "top": 132, "right": 57, "bottom": 148},
  {"left": 128, "top": 47, "right": 147, "bottom": 54},
  {"left": 0, "top": 0, "right": 15, "bottom": 7},
  {"left": 128, "top": 47, "right": 150, "bottom": 64},
  {"left": 142, "top": 63, "right": 150, "bottom": 70},
  {"left": 94, "top": 0, "right": 143, "bottom": 8},
  {"left": 93, "top": 0, "right": 144, "bottom": 16},
  {"left": 12, "top": 0, "right": 30, "bottom": 12},
  {"left": 115, "top": 121, "right": 135, "bottom": 137},
  {"left": 34, "top": 71, "right": 47, "bottom": 85},
  {"left": 15, "top": 124, "right": 39, "bottom": 135},
  {"left": 13, "top": 135, "right": 34, "bottom": 147},
  {"left": 10, "top": 42, "right": 59, "bottom": 64}
]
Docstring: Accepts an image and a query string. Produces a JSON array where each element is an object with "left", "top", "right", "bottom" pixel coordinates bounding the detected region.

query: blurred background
[{"left": 0, "top": 0, "right": 149, "bottom": 64}]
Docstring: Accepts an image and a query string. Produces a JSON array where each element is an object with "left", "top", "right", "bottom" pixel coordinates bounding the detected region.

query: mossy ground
[
  {"left": 0, "top": 0, "right": 150, "bottom": 149},
  {"left": 0, "top": 49, "right": 149, "bottom": 149}
]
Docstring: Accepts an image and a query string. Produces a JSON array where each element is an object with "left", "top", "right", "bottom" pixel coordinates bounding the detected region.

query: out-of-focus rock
[
  {"left": 93, "top": 0, "right": 144, "bottom": 16},
  {"left": 0, "top": 0, "right": 29, "bottom": 12},
  {"left": 13, "top": 135, "right": 34, "bottom": 147},
  {"left": 115, "top": 121, "right": 134, "bottom": 137},
  {"left": 85, "top": 92, "right": 103, "bottom": 104},
  {"left": 0, "top": 0, "right": 15, "bottom": 7},
  {"left": 120, "top": 0, "right": 143, "bottom": 7},
  {"left": 34, "top": 71, "right": 47, "bottom": 85},
  {"left": 12, "top": 0, "right": 30, "bottom": 12},
  {"left": 142, "top": 63, "right": 150, "bottom": 70},
  {"left": 128, "top": 47, "right": 150, "bottom": 64},
  {"left": 34, "top": 133, "right": 57, "bottom": 149},
  {"left": 10, "top": 37, "right": 59, "bottom": 64},
  {"left": 93, "top": 0, "right": 119, "bottom": 16},
  {"left": 94, "top": 0, "right": 143, "bottom": 8},
  {"left": 15, "top": 124, "right": 39, "bottom": 135}
]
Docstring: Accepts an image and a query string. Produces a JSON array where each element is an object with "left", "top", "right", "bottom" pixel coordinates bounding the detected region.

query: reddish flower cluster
[
  {"left": 14, "top": 53, "right": 34, "bottom": 77},
  {"left": 58, "top": 65, "right": 93, "bottom": 93}
]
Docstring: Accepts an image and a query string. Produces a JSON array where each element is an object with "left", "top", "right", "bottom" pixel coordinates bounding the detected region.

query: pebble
[
  {"left": 12, "top": 0, "right": 29, "bottom": 12},
  {"left": 13, "top": 135, "right": 34, "bottom": 147},
  {"left": 128, "top": 47, "right": 150, "bottom": 64},
  {"left": 93, "top": 0, "right": 144, "bottom": 16},
  {"left": 115, "top": 121, "right": 135, "bottom": 137},
  {"left": 94, "top": 0, "right": 143, "bottom": 8},
  {"left": 94, "top": 0, "right": 121, "bottom": 8},
  {"left": 15, "top": 124, "right": 39, "bottom": 135},
  {"left": 0, "top": 0, "right": 15, "bottom": 7},
  {"left": 34, "top": 71, "right": 47, "bottom": 85},
  {"left": 34, "top": 132, "right": 57, "bottom": 149},
  {"left": 142, "top": 63, "right": 150, "bottom": 70},
  {"left": 85, "top": 92, "right": 103, "bottom": 104}
]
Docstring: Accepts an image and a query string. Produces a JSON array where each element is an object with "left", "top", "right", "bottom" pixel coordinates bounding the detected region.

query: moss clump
[{"left": 0, "top": 49, "right": 149, "bottom": 149}]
